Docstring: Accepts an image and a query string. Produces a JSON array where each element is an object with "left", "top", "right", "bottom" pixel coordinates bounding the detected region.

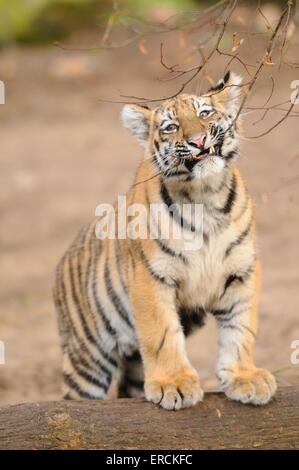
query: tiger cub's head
[{"left": 121, "top": 71, "right": 243, "bottom": 180}]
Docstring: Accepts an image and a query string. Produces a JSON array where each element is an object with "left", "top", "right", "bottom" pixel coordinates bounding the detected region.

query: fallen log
[{"left": 0, "top": 386, "right": 298, "bottom": 450}]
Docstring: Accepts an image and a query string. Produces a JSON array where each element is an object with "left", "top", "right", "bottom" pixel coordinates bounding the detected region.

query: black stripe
[
  {"left": 144, "top": 184, "right": 152, "bottom": 213},
  {"left": 160, "top": 181, "right": 196, "bottom": 232},
  {"left": 60, "top": 252, "right": 103, "bottom": 376},
  {"left": 223, "top": 274, "right": 245, "bottom": 294},
  {"left": 233, "top": 193, "right": 249, "bottom": 222},
  {"left": 70, "top": 317, "right": 116, "bottom": 375},
  {"left": 167, "top": 170, "right": 190, "bottom": 178},
  {"left": 219, "top": 322, "right": 256, "bottom": 339},
  {"left": 147, "top": 188, "right": 190, "bottom": 261},
  {"left": 219, "top": 172, "right": 237, "bottom": 214},
  {"left": 114, "top": 238, "right": 129, "bottom": 294},
  {"left": 54, "top": 254, "right": 71, "bottom": 353},
  {"left": 224, "top": 218, "right": 253, "bottom": 258},
  {"left": 58, "top": 251, "right": 117, "bottom": 373},
  {"left": 76, "top": 243, "right": 112, "bottom": 373},
  {"left": 241, "top": 323, "right": 257, "bottom": 339},
  {"left": 201, "top": 175, "right": 227, "bottom": 195},
  {"left": 212, "top": 299, "right": 249, "bottom": 320},
  {"left": 212, "top": 308, "right": 229, "bottom": 317},
  {"left": 91, "top": 244, "right": 118, "bottom": 338},
  {"left": 104, "top": 259, "right": 134, "bottom": 329},
  {"left": 77, "top": 248, "right": 91, "bottom": 326},
  {"left": 68, "top": 254, "right": 98, "bottom": 347},
  {"left": 241, "top": 342, "right": 251, "bottom": 356},
  {"left": 68, "top": 349, "right": 109, "bottom": 392},
  {"left": 179, "top": 189, "right": 193, "bottom": 202},
  {"left": 69, "top": 342, "right": 113, "bottom": 383},
  {"left": 98, "top": 343, "right": 118, "bottom": 369},
  {"left": 156, "top": 327, "right": 168, "bottom": 357},
  {"left": 65, "top": 253, "right": 117, "bottom": 373},
  {"left": 153, "top": 237, "right": 188, "bottom": 264},
  {"left": 224, "top": 149, "right": 238, "bottom": 161},
  {"left": 84, "top": 233, "right": 118, "bottom": 368},
  {"left": 139, "top": 245, "right": 176, "bottom": 287},
  {"left": 221, "top": 267, "right": 253, "bottom": 298},
  {"left": 63, "top": 373, "right": 100, "bottom": 400},
  {"left": 85, "top": 234, "right": 119, "bottom": 370},
  {"left": 58, "top": 257, "right": 95, "bottom": 361},
  {"left": 84, "top": 227, "right": 102, "bottom": 339},
  {"left": 153, "top": 153, "right": 163, "bottom": 171},
  {"left": 69, "top": 224, "right": 88, "bottom": 250},
  {"left": 77, "top": 327, "right": 115, "bottom": 376},
  {"left": 146, "top": 190, "right": 188, "bottom": 263}
]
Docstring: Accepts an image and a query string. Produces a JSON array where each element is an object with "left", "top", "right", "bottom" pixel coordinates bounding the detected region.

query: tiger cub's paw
[
  {"left": 145, "top": 370, "right": 204, "bottom": 411},
  {"left": 224, "top": 368, "right": 277, "bottom": 406}
]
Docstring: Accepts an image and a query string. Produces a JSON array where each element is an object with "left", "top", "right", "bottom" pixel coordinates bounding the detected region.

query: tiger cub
[{"left": 53, "top": 71, "right": 276, "bottom": 410}]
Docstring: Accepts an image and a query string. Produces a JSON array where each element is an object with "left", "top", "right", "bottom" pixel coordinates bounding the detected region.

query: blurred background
[{"left": 0, "top": 0, "right": 298, "bottom": 406}]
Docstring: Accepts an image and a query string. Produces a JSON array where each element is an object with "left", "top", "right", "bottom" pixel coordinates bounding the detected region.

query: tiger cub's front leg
[
  {"left": 214, "top": 261, "right": 277, "bottom": 405},
  {"left": 130, "top": 262, "right": 203, "bottom": 411}
]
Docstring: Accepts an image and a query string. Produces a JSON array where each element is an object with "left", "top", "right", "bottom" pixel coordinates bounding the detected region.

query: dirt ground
[{"left": 0, "top": 10, "right": 299, "bottom": 406}]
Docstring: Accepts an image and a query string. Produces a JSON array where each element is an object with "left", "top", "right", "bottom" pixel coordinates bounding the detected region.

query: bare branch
[
  {"left": 231, "top": 4, "right": 292, "bottom": 134},
  {"left": 92, "top": 0, "right": 298, "bottom": 138},
  {"left": 249, "top": 100, "right": 296, "bottom": 138}
]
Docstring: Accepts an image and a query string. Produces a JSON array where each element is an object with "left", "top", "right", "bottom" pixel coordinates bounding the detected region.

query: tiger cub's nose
[{"left": 188, "top": 134, "right": 206, "bottom": 149}]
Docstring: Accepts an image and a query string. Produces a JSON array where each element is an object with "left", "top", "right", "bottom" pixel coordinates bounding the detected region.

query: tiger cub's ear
[
  {"left": 205, "top": 70, "right": 243, "bottom": 117},
  {"left": 121, "top": 104, "right": 152, "bottom": 148}
]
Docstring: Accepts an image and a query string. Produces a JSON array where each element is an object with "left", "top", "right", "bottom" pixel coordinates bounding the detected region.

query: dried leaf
[
  {"left": 232, "top": 32, "right": 244, "bottom": 52},
  {"left": 263, "top": 51, "right": 274, "bottom": 66},
  {"left": 138, "top": 38, "right": 148, "bottom": 55}
]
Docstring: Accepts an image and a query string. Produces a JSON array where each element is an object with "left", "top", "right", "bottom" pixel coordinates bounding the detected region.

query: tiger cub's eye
[
  {"left": 200, "top": 109, "right": 214, "bottom": 118},
  {"left": 163, "top": 123, "right": 179, "bottom": 133}
]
